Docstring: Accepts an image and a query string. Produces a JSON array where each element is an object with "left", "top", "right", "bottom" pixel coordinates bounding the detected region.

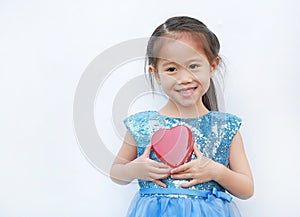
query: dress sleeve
[
  {"left": 225, "top": 114, "right": 242, "bottom": 148},
  {"left": 123, "top": 111, "right": 151, "bottom": 147},
  {"left": 123, "top": 114, "right": 138, "bottom": 144}
]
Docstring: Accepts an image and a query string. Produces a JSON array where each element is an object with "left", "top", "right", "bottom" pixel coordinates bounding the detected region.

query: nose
[{"left": 176, "top": 68, "right": 193, "bottom": 84}]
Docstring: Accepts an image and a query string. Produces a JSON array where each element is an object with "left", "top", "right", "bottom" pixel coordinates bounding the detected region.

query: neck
[{"left": 160, "top": 100, "right": 210, "bottom": 118}]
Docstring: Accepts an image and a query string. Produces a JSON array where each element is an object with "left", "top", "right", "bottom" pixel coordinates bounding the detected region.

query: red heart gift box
[{"left": 151, "top": 125, "right": 194, "bottom": 168}]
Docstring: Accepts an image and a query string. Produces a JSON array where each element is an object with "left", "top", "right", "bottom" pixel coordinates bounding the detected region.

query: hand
[
  {"left": 170, "top": 144, "right": 220, "bottom": 188},
  {"left": 129, "top": 145, "right": 171, "bottom": 188}
]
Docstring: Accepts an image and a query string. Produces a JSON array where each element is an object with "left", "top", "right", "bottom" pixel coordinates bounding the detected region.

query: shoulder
[
  {"left": 209, "top": 111, "right": 242, "bottom": 126},
  {"left": 123, "top": 110, "right": 159, "bottom": 135},
  {"left": 210, "top": 111, "right": 243, "bottom": 146},
  {"left": 123, "top": 110, "right": 158, "bottom": 124},
  {"left": 209, "top": 111, "right": 243, "bottom": 139},
  {"left": 123, "top": 110, "right": 158, "bottom": 144}
]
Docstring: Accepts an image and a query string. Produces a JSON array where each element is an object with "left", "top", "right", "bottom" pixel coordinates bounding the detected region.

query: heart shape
[{"left": 151, "top": 125, "right": 194, "bottom": 168}]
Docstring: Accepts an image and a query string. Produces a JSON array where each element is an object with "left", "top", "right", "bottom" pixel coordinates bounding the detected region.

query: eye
[
  {"left": 189, "top": 64, "right": 200, "bottom": 70},
  {"left": 166, "top": 67, "right": 177, "bottom": 72}
]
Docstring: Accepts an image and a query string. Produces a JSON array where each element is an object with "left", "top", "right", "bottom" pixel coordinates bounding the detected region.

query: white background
[{"left": 1, "top": 0, "right": 300, "bottom": 216}]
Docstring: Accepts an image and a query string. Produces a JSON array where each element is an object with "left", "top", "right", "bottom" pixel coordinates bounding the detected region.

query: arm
[
  {"left": 110, "top": 130, "right": 171, "bottom": 187},
  {"left": 170, "top": 131, "right": 254, "bottom": 199},
  {"left": 214, "top": 131, "right": 254, "bottom": 199},
  {"left": 110, "top": 130, "right": 138, "bottom": 185}
]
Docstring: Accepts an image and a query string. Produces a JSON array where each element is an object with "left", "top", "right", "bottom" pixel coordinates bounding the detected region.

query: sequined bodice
[{"left": 123, "top": 110, "right": 242, "bottom": 193}]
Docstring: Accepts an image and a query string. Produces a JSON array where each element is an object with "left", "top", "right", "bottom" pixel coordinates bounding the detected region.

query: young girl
[{"left": 110, "top": 16, "right": 254, "bottom": 217}]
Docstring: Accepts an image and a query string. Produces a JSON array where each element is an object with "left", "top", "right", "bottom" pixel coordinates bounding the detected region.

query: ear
[
  {"left": 210, "top": 57, "right": 220, "bottom": 78},
  {"left": 149, "top": 65, "right": 161, "bottom": 84}
]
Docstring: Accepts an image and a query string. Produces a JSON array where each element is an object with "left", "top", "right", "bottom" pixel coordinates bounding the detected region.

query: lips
[{"left": 176, "top": 87, "right": 197, "bottom": 97}]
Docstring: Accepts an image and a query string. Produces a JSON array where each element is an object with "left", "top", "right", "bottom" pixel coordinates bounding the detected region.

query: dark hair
[{"left": 144, "top": 16, "right": 224, "bottom": 111}]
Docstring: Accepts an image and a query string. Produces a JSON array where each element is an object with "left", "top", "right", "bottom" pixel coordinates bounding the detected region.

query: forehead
[{"left": 155, "top": 33, "right": 208, "bottom": 65}]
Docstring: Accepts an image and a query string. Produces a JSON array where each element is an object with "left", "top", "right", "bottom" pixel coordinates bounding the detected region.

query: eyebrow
[
  {"left": 160, "top": 58, "right": 204, "bottom": 67},
  {"left": 161, "top": 61, "right": 178, "bottom": 67},
  {"left": 186, "top": 58, "right": 205, "bottom": 63}
]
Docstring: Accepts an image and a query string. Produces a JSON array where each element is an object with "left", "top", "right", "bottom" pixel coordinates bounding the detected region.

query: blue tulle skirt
[{"left": 126, "top": 188, "right": 241, "bottom": 217}]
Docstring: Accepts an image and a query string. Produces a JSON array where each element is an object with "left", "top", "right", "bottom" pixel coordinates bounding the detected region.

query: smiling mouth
[{"left": 176, "top": 87, "right": 197, "bottom": 97}]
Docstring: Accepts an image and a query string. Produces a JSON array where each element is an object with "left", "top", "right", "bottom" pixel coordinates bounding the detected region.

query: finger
[
  {"left": 171, "top": 172, "right": 192, "bottom": 180},
  {"left": 142, "top": 145, "right": 152, "bottom": 157},
  {"left": 151, "top": 160, "right": 171, "bottom": 169},
  {"left": 181, "top": 179, "right": 198, "bottom": 188},
  {"left": 193, "top": 144, "right": 203, "bottom": 159},
  {"left": 153, "top": 179, "right": 167, "bottom": 188},
  {"left": 149, "top": 171, "right": 170, "bottom": 180},
  {"left": 150, "top": 171, "right": 171, "bottom": 180},
  {"left": 159, "top": 172, "right": 171, "bottom": 179},
  {"left": 149, "top": 167, "right": 171, "bottom": 175},
  {"left": 199, "top": 157, "right": 211, "bottom": 168},
  {"left": 170, "top": 163, "right": 190, "bottom": 174}
]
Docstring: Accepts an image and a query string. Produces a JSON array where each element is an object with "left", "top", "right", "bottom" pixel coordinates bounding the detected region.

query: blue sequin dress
[{"left": 123, "top": 110, "right": 243, "bottom": 217}]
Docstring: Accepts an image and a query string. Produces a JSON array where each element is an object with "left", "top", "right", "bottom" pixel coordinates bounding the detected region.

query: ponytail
[{"left": 202, "top": 78, "right": 219, "bottom": 111}]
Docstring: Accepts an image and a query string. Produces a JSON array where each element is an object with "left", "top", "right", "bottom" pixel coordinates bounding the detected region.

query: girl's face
[{"left": 149, "top": 34, "right": 219, "bottom": 110}]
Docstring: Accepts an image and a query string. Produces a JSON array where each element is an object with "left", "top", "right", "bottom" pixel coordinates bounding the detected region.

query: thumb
[
  {"left": 193, "top": 144, "right": 203, "bottom": 159},
  {"left": 142, "top": 145, "right": 152, "bottom": 158}
]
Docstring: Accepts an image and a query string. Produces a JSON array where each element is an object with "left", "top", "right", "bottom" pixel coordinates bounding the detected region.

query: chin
[{"left": 178, "top": 101, "right": 199, "bottom": 109}]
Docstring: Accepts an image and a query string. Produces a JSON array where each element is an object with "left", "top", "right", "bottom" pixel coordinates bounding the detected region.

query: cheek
[
  {"left": 192, "top": 71, "right": 210, "bottom": 84},
  {"left": 159, "top": 73, "right": 175, "bottom": 86}
]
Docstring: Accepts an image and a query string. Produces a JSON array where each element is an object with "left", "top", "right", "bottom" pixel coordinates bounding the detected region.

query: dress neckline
[{"left": 153, "top": 110, "right": 213, "bottom": 120}]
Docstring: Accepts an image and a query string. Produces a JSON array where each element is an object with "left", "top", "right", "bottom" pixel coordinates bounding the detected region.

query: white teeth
[{"left": 178, "top": 88, "right": 195, "bottom": 97}]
